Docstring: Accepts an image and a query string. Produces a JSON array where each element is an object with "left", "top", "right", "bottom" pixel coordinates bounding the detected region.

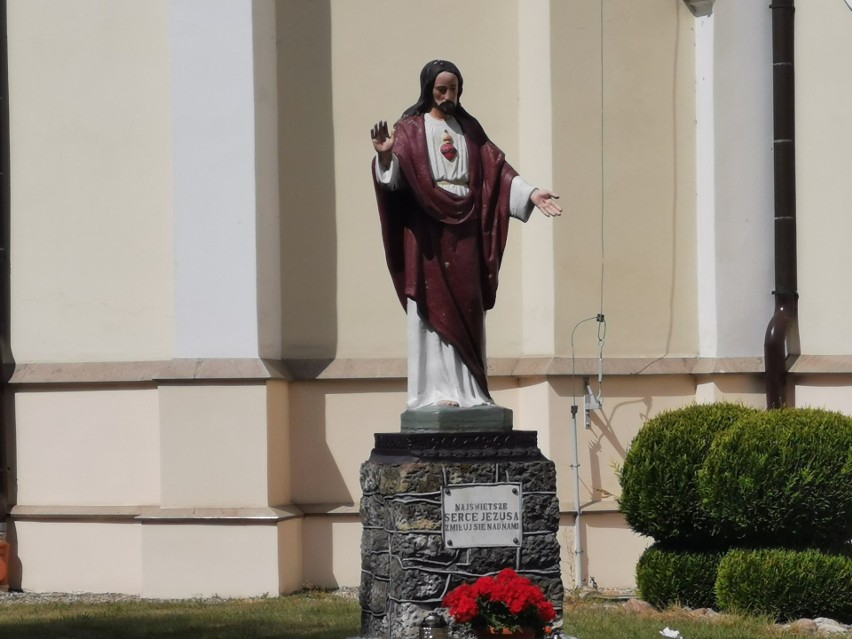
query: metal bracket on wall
[
  {"left": 583, "top": 376, "right": 602, "bottom": 429},
  {"left": 682, "top": 0, "right": 715, "bottom": 17}
]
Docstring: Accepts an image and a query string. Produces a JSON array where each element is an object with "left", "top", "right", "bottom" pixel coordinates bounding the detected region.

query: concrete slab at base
[{"left": 400, "top": 405, "right": 513, "bottom": 432}]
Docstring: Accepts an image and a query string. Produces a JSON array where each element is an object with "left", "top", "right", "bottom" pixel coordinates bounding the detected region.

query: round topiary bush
[
  {"left": 698, "top": 407, "right": 852, "bottom": 548},
  {"left": 716, "top": 547, "right": 852, "bottom": 622},
  {"left": 618, "top": 402, "right": 759, "bottom": 545},
  {"left": 636, "top": 543, "right": 723, "bottom": 610}
]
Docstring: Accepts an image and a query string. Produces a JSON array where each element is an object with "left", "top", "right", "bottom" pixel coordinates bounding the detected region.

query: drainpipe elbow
[{"left": 764, "top": 293, "right": 798, "bottom": 409}]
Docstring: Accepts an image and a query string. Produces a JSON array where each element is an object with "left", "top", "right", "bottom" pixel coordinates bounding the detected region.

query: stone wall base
[{"left": 359, "top": 430, "right": 563, "bottom": 639}]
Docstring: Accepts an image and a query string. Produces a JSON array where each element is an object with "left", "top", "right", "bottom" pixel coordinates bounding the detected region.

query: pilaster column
[
  {"left": 170, "top": 0, "right": 281, "bottom": 360},
  {"left": 518, "top": 0, "right": 556, "bottom": 356},
  {"left": 698, "top": 2, "right": 774, "bottom": 359}
]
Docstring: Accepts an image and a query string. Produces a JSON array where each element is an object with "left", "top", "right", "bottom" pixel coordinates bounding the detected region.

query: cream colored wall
[
  {"left": 301, "top": 515, "right": 361, "bottom": 588},
  {"left": 286, "top": 372, "right": 742, "bottom": 589},
  {"left": 267, "top": 380, "right": 291, "bottom": 506},
  {"left": 518, "top": 0, "right": 557, "bottom": 357},
  {"left": 14, "top": 522, "right": 143, "bottom": 594},
  {"left": 288, "top": 379, "right": 402, "bottom": 507},
  {"left": 276, "top": 1, "right": 337, "bottom": 359},
  {"left": 796, "top": 1, "right": 852, "bottom": 356},
  {"left": 278, "top": 0, "right": 705, "bottom": 364},
  {"left": 141, "top": 524, "right": 285, "bottom": 598},
  {"left": 551, "top": 0, "right": 697, "bottom": 359},
  {"left": 7, "top": 0, "right": 174, "bottom": 363},
  {"left": 15, "top": 389, "right": 160, "bottom": 507},
  {"left": 795, "top": 375, "right": 852, "bottom": 414},
  {"left": 159, "top": 384, "right": 277, "bottom": 508},
  {"left": 541, "top": 375, "right": 700, "bottom": 507},
  {"left": 579, "top": 512, "right": 651, "bottom": 590},
  {"left": 288, "top": 376, "right": 519, "bottom": 508},
  {"left": 277, "top": 0, "right": 526, "bottom": 360},
  {"left": 278, "top": 518, "right": 304, "bottom": 594},
  {"left": 10, "top": 378, "right": 298, "bottom": 592},
  {"left": 695, "top": 374, "right": 767, "bottom": 407},
  {"left": 8, "top": 0, "right": 851, "bottom": 599}
]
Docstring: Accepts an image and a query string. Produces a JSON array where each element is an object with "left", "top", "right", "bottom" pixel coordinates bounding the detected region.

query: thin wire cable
[
  {"left": 599, "top": 0, "right": 607, "bottom": 320},
  {"left": 571, "top": 316, "right": 600, "bottom": 408},
  {"left": 595, "top": 0, "right": 608, "bottom": 397}
]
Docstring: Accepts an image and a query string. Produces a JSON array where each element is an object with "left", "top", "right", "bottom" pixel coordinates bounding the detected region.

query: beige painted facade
[{"left": 3, "top": 0, "right": 851, "bottom": 597}]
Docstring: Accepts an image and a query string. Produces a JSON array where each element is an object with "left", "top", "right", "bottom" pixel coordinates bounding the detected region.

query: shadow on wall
[
  {"left": 300, "top": 513, "right": 362, "bottom": 589},
  {"left": 582, "top": 510, "right": 651, "bottom": 588},
  {"left": 289, "top": 379, "right": 404, "bottom": 508},
  {"left": 549, "top": 375, "right": 696, "bottom": 506},
  {"left": 277, "top": 1, "right": 338, "bottom": 359},
  {"left": 289, "top": 379, "right": 406, "bottom": 588}
]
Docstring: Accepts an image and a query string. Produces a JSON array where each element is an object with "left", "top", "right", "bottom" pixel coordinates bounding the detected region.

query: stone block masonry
[{"left": 359, "top": 431, "right": 563, "bottom": 639}]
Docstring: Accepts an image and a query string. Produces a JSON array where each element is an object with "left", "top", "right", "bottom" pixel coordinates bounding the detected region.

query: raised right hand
[{"left": 371, "top": 121, "right": 394, "bottom": 167}]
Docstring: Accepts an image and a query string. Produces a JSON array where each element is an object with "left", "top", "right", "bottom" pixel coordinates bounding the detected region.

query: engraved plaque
[{"left": 442, "top": 483, "right": 522, "bottom": 548}]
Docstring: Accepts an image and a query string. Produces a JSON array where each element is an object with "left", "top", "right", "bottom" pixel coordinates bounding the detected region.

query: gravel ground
[
  {"left": 0, "top": 585, "right": 601, "bottom": 606},
  {"left": 329, "top": 587, "right": 359, "bottom": 601},
  {"left": 0, "top": 587, "right": 361, "bottom": 606},
  {"left": 0, "top": 590, "right": 143, "bottom": 605}
]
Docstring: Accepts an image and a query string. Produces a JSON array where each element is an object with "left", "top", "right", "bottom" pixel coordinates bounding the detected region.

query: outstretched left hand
[{"left": 531, "top": 189, "right": 563, "bottom": 217}]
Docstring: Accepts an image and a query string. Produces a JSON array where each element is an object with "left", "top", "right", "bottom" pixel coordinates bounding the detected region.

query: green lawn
[
  {"left": 562, "top": 601, "right": 781, "bottom": 639},
  {"left": 0, "top": 591, "right": 360, "bottom": 639},
  {"left": 0, "top": 591, "right": 786, "bottom": 639}
]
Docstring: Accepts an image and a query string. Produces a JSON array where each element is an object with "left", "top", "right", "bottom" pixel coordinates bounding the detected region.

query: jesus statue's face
[{"left": 431, "top": 71, "right": 459, "bottom": 119}]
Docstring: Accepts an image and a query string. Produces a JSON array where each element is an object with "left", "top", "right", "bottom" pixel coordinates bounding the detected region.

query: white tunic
[{"left": 375, "top": 113, "right": 536, "bottom": 408}]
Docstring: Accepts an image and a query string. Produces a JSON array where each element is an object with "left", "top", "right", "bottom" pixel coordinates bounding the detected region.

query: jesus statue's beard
[{"left": 438, "top": 101, "right": 457, "bottom": 116}]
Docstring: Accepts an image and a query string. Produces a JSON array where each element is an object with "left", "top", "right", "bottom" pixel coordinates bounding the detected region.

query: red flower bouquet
[{"left": 443, "top": 568, "right": 556, "bottom": 637}]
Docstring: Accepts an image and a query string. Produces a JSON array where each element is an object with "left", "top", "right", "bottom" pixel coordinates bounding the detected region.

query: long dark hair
[{"left": 401, "top": 59, "right": 470, "bottom": 119}]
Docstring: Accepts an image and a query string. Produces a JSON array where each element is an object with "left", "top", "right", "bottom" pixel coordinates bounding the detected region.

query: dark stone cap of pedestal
[
  {"left": 400, "top": 404, "right": 513, "bottom": 433},
  {"left": 369, "top": 430, "right": 543, "bottom": 463}
]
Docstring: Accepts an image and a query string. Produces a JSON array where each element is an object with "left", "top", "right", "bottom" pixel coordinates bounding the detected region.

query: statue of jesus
[{"left": 371, "top": 60, "right": 561, "bottom": 410}]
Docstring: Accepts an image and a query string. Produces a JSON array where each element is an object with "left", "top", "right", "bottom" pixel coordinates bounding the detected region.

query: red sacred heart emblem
[
  {"left": 440, "top": 130, "right": 458, "bottom": 162},
  {"left": 440, "top": 142, "right": 458, "bottom": 161}
]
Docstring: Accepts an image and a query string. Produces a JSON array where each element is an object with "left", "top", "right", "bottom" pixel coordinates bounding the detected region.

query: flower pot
[{"left": 473, "top": 628, "right": 536, "bottom": 639}]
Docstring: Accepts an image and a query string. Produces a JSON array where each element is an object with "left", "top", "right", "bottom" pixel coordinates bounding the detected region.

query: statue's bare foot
[{"left": 436, "top": 399, "right": 460, "bottom": 407}]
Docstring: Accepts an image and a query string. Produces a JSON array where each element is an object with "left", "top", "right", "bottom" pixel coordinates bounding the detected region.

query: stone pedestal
[{"left": 359, "top": 428, "right": 563, "bottom": 639}]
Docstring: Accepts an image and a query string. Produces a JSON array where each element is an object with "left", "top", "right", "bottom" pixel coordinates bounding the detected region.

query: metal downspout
[
  {"left": 764, "top": 0, "right": 799, "bottom": 409},
  {"left": 0, "top": 1, "right": 11, "bottom": 518},
  {"left": 570, "top": 405, "right": 583, "bottom": 588}
]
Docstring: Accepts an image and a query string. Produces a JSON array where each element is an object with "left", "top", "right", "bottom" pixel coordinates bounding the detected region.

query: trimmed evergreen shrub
[
  {"left": 618, "top": 402, "right": 759, "bottom": 545},
  {"left": 716, "top": 547, "right": 852, "bottom": 622},
  {"left": 699, "top": 407, "right": 852, "bottom": 548},
  {"left": 636, "top": 543, "right": 723, "bottom": 610}
]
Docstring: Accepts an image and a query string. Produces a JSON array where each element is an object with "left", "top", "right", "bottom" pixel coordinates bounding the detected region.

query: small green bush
[
  {"left": 699, "top": 407, "right": 852, "bottom": 548},
  {"left": 618, "top": 402, "right": 759, "bottom": 545},
  {"left": 716, "top": 547, "right": 852, "bottom": 622},
  {"left": 636, "top": 544, "right": 723, "bottom": 610}
]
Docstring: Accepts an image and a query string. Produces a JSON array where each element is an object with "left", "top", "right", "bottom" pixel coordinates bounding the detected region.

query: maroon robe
[{"left": 373, "top": 113, "right": 518, "bottom": 397}]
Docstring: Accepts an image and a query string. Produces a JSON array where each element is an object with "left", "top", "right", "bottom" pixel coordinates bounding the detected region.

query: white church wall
[
  {"left": 708, "top": 1, "right": 775, "bottom": 359},
  {"left": 172, "top": 0, "right": 282, "bottom": 360}
]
